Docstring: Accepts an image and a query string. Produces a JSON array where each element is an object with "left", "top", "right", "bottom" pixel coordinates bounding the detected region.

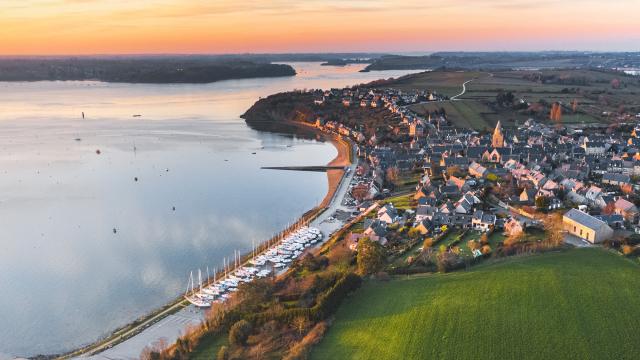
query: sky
[{"left": 0, "top": 0, "right": 639, "bottom": 55}]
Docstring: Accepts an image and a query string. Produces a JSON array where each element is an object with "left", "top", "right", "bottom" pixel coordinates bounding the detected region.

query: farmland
[
  {"left": 395, "top": 69, "right": 640, "bottom": 130},
  {"left": 387, "top": 71, "right": 486, "bottom": 97},
  {"left": 311, "top": 248, "right": 640, "bottom": 360},
  {"left": 410, "top": 101, "right": 494, "bottom": 131}
]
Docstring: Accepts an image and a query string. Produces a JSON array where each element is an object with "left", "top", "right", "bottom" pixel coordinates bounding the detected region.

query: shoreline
[
  {"left": 58, "top": 122, "right": 354, "bottom": 359},
  {"left": 284, "top": 121, "right": 352, "bottom": 208}
]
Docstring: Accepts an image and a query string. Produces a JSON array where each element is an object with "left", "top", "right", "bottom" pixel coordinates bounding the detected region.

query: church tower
[{"left": 492, "top": 121, "right": 504, "bottom": 148}]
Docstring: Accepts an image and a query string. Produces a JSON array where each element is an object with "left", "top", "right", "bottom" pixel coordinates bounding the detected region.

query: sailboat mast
[
  {"left": 185, "top": 272, "right": 192, "bottom": 296},
  {"left": 190, "top": 271, "right": 195, "bottom": 296}
]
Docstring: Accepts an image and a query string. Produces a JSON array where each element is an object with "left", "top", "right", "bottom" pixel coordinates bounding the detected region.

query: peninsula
[{"left": 141, "top": 66, "right": 640, "bottom": 359}]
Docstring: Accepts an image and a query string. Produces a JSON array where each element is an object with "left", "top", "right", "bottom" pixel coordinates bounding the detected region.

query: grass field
[
  {"left": 190, "top": 332, "right": 227, "bottom": 360},
  {"left": 382, "top": 193, "right": 415, "bottom": 210},
  {"left": 410, "top": 100, "right": 494, "bottom": 131},
  {"left": 398, "top": 69, "right": 640, "bottom": 129},
  {"left": 311, "top": 248, "right": 640, "bottom": 360},
  {"left": 389, "top": 71, "right": 487, "bottom": 97}
]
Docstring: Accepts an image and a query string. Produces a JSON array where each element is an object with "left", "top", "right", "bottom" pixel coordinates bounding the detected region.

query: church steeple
[{"left": 492, "top": 120, "right": 504, "bottom": 148}]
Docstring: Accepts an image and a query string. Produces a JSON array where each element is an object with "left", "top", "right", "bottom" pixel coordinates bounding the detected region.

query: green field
[
  {"left": 397, "top": 69, "right": 640, "bottom": 129},
  {"left": 410, "top": 100, "right": 495, "bottom": 131},
  {"left": 388, "top": 71, "right": 486, "bottom": 97},
  {"left": 312, "top": 248, "right": 640, "bottom": 360},
  {"left": 383, "top": 193, "right": 415, "bottom": 210}
]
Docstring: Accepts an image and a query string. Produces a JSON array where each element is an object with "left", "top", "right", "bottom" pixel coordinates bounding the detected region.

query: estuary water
[{"left": 0, "top": 63, "right": 419, "bottom": 357}]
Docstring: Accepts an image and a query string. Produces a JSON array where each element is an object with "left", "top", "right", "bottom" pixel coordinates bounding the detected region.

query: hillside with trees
[{"left": 0, "top": 57, "right": 296, "bottom": 83}]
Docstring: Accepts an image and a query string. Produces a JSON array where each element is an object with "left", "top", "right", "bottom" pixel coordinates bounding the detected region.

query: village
[
  {"left": 309, "top": 82, "right": 640, "bottom": 260},
  {"left": 135, "top": 70, "right": 640, "bottom": 359}
]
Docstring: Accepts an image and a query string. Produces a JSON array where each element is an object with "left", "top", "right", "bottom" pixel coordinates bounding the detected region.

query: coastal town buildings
[
  {"left": 563, "top": 208, "right": 614, "bottom": 243},
  {"left": 301, "top": 81, "right": 640, "bottom": 249}
]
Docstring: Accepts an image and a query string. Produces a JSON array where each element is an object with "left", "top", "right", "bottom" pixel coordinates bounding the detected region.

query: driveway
[{"left": 563, "top": 233, "right": 594, "bottom": 248}]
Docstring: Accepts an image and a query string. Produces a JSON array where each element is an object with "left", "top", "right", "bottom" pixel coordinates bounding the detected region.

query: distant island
[
  {"left": 321, "top": 58, "right": 372, "bottom": 67},
  {"left": 0, "top": 56, "right": 296, "bottom": 83}
]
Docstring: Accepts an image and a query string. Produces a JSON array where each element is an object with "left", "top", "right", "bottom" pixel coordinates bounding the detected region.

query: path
[
  {"left": 74, "top": 300, "right": 191, "bottom": 359},
  {"left": 86, "top": 308, "right": 203, "bottom": 359},
  {"left": 450, "top": 79, "right": 475, "bottom": 101},
  {"left": 402, "top": 72, "right": 492, "bottom": 109}
]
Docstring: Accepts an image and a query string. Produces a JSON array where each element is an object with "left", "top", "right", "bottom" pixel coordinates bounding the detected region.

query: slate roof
[
  {"left": 602, "top": 173, "right": 631, "bottom": 184},
  {"left": 564, "top": 209, "right": 610, "bottom": 232}
]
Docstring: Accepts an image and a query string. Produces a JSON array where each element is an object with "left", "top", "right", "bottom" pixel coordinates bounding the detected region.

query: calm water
[{"left": 0, "top": 63, "right": 419, "bottom": 357}]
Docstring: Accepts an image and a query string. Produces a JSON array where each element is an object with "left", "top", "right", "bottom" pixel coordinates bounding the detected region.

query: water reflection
[{"left": 0, "top": 63, "right": 419, "bottom": 357}]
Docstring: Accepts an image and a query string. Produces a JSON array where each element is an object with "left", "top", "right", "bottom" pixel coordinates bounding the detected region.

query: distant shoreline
[{"left": 0, "top": 58, "right": 296, "bottom": 83}]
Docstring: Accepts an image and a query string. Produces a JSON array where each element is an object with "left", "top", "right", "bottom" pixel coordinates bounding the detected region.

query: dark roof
[
  {"left": 602, "top": 173, "right": 631, "bottom": 184},
  {"left": 564, "top": 209, "right": 610, "bottom": 231}
]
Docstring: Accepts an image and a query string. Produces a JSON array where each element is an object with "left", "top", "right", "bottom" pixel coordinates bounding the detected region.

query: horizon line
[{"left": 1, "top": 50, "right": 640, "bottom": 58}]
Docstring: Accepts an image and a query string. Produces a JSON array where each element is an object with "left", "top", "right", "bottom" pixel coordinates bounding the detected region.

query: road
[
  {"left": 86, "top": 307, "right": 203, "bottom": 359},
  {"left": 450, "top": 78, "right": 475, "bottom": 101},
  {"left": 310, "top": 143, "right": 358, "bottom": 237},
  {"left": 75, "top": 299, "right": 192, "bottom": 359},
  {"left": 402, "top": 73, "right": 491, "bottom": 109}
]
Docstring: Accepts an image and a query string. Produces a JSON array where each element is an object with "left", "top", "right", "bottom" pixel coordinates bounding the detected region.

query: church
[{"left": 492, "top": 120, "right": 505, "bottom": 148}]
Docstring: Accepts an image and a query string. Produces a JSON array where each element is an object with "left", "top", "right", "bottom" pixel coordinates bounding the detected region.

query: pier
[{"left": 261, "top": 165, "right": 347, "bottom": 172}]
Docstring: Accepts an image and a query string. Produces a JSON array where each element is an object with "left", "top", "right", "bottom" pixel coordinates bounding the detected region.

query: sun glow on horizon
[{"left": 1, "top": 0, "right": 639, "bottom": 55}]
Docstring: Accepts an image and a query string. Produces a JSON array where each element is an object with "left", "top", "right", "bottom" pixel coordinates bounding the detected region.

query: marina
[{"left": 183, "top": 226, "right": 323, "bottom": 308}]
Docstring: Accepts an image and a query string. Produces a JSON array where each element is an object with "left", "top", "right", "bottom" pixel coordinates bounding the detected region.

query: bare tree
[
  {"left": 292, "top": 316, "right": 309, "bottom": 337},
  {"left": 543, "top": 212, "right": 564, "bottom": 247}
]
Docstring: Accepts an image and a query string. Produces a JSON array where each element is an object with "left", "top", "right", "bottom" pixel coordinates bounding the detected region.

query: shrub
[
  {"left": 314, "top": 273, "right": 362, "bottom": 319},
  {"left": 627, "top": 234, "right": 640, "bottom": 246},
  {"left": 467, "top": 240, "right": 480, "bottom": 251},
  {"left": 229, "top": 319, "right": 252, "bottom": 346},
  {"left": 374, "top": 271, "right": 391, "bottom": 281},
  {"left": 245, "top": 273, "right": 362, "bottom": 325},
  {"left": 356, "top": 237, "right": 386, "bottom": 275},
  {"left": 300, "top": 253, "right": 329, "bottom": 272},
  {"left": 217, "top": 346, "right": 229, "bottom": 360},
  {"left": 479, "top": 233, "right": 489, "bottom": 245},
  {"left": 408, "top": 227, "right": 421, "bottom": 239},
  {"left": 283, "top": 321, "right": 330, "bottom": 360},
  {"left": 481, "top": 245, "right": 492, "bottom": 255}
]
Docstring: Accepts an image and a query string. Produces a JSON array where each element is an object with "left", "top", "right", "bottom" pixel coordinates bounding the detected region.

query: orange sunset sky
[{"left": 1, "top": 0, "right": 639, "bottom": 55}]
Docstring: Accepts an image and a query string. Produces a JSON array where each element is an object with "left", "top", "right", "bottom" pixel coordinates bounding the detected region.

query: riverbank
[{"left": 63, "top": 123, "right": 354, "bottom": 359}]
